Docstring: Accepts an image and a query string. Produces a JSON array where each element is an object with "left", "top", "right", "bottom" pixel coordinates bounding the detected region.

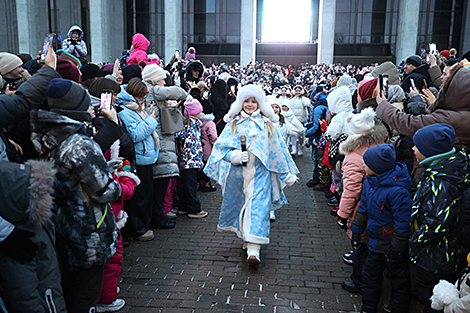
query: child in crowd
[
  {"left": 410, "top": 123, "right": 469, "bottom": 312},
  {"left": 97, "top": 144, "right": 140, "bottom": 312},
  {"left": 204, "top": 84, "right": 299, "bottom": 265},
  {"left": 336, "top": 107, "right": 389, "bottom": 294},
  {"left": 287, "top": 85, "right": 310, "bottom": 156},
  {"left": 199, "top": 104, "right": 218, "bottom": 192},
  {"left": 351, "top": 144, "right": 412, "bottom": 313},
  {"left": 280, "top": 102, "right": 304, "bottom": 155},
  {"left": 175, "top": 99, "right": 208, "bottom": 218}
]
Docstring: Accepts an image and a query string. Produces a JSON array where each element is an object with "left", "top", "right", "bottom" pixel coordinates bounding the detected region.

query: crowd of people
[{"left": 1, "top": 26, "right": 470, "bottom": 313}]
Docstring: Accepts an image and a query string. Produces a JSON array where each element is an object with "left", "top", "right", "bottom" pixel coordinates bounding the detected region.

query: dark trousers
[
  {"left": 62, "top": 264, "right": 105, "bottom": 313},
  {"left": 151, "top": 177, "right": 170, "bottom": 224},
  {"left": 351, "top": 242, "right": 368, "bottom": 289},
  {"left": 122, "top": 164, "right": 153, "bottom": 237},
  {"left": 361, "top": 252, "right": 411, "bottom": 313},
  {"left": 178, "top": 169, "right": 201, "bottom": 214},
  {"left": 410, "top": 263, "right": 460, "bottom": 313}
]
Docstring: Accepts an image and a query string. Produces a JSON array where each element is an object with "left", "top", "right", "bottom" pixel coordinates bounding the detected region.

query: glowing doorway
[{"left": 262, "top": 0, "right": 312, "bottom": 42}]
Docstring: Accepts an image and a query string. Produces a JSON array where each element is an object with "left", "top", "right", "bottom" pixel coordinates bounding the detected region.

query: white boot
[
  {"left": 291, "top": 144, "right": 297, "bottom": 155},
  {"left": 246, "top": 243, "right": 261, "bottom": 265},
  {"left": 297, "top": 143, "right": 303, "bottom": 156},
  {"left": 270, "top": 210, "right": 276, "bottom": 221}
]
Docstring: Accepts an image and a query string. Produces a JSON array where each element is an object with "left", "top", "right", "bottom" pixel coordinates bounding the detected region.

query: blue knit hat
[
  {"left": 413, "top": 124, "right": 455, "bottom": 157},
  {"left": 47, "top": 78, "right": 91, "bottom": 122},
  {"left": 363, "top": 144, "right": 396, "bottom": 175}
]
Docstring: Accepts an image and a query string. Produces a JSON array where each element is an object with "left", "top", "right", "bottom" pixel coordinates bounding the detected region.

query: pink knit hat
[{"left": 184, "top": 99, "right": 203, "bottom": 115}]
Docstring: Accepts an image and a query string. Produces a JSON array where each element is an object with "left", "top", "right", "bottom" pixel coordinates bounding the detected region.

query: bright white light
[{"left": 262, "top": 0, "right": 311, "bottom": 42}]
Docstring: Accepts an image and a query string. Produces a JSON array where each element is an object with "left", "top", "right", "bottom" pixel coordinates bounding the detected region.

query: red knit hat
[
  {"left": 440, "top": 50, "right": 450, "bottom": 60},
  {"left": 358, "top": 78, "right": 379, "bottom": 101},
  {"left": 56, "top": 56, "right": 81, "bottom": 83}
]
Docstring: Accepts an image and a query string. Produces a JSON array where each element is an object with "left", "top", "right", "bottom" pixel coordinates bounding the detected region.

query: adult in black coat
[
  {"left": 400, "top": 56, "right": 433, "bottom": 93},
  {"left": 210, "top": 79, "right": 229, "bottom": 135}
]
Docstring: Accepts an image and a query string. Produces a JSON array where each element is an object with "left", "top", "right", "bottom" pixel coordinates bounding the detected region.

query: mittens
[{"left": 283, "top": 173, "right": 299, "bottom": 186}]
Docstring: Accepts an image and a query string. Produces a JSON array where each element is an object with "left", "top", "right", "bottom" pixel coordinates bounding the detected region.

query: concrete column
[
  {"left": 396, "top": 0, "right": 420, "bottom": 64},
  {"left": 461, "top": 0, "right": 470, "bottom": 55},
  {"left": 108, "top": 0, "right": 125, "bottom": 62},
  {"left": 89, "top": 0, "right": 111, "bottom": 63},
  {"left": 317, "top": 0, "right": 336, "bottom": 64},
  {"left": 164, "top": 0, "right": 182, "bottom": 64},
  {"left": 240, "top": 0, "right": 256, "bottom": 65},
  {"left": 14, "top": 0, "right": 50, "bottom": 56}
]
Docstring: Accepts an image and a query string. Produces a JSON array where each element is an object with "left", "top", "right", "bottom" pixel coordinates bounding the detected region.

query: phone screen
[
  {"left": 100, "top": 92, "right": 112, "bottom": 111},
  {"left": 382, "top": 75, "right": 389, "bottom": 97},
  {"left": 429, "top": 43, "right": 437, "bottom": 55},
  {"left": 203, "top": 90, "right": 209, "bottom": 98},
  {"left": 40, "top": 33, "right": 55, "bottom": 63},
  {"left": 410, "top": 78, "right": 416, "bottom": 88}
]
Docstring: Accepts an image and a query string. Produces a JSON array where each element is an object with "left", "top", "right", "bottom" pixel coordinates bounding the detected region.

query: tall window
[
  {"left": 417, "top": 0, "right": 464, "bottom": 52},
  {"left": 335, "top": 0, "right": 399, "bottom": 47},
  {"left": 125, "top": 0, "right": 165, "bottom": 57},
  {"left": 183, "top": 0, "right": 241, "bottom": 49},
  {"left": 261, "top": 0, "right": 312, "bottom": 42}
]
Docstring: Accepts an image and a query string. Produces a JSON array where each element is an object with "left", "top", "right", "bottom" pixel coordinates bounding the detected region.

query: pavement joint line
[
  {"left": 214, "top": 288, "right": 218, "bottom": 295},
  {"left": 226, "top": 295, "right": 230, "bottom": 304}
]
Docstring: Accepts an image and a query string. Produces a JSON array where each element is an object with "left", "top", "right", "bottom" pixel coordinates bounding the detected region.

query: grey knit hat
[{"left": 47, "top": 78, "right": 91, "bottom": 122}]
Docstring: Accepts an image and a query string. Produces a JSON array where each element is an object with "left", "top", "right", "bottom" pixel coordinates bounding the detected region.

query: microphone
[{"left": 240, "top": 135, "right": 247, "bottom": 167}]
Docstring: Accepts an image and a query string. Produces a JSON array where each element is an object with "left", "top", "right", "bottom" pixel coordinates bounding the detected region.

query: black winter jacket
[{"left": 410, "top": 148, "right": 470, "bottom": 274}]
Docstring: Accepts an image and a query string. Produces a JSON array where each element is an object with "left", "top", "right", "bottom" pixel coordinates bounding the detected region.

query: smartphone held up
[
  {"left": 40, "top": 33, "right": 56, "bottom": 64},
  {"left": 100, "top": 90, "right": 113, "bottom": 112}
]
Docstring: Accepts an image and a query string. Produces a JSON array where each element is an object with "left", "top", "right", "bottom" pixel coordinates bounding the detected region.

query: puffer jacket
[
  {"left": 377, "top": 64, "right": 470, "bottom": 150},
  {"left": 0, "top": 64, "right": 60, "bottom": 128},
  {"left": 351, "top": 162, "right": 412, "bottom": 254},
  {"left": 117, "top": 85, "right": 159, "bottom": 166},
  {"left": 145, "top": 83, "right": 187, "bottom": 178},
  {"left": 62, "top": 25, "right": 87, "bottom": 58},
  {"left": 30, "top": 110, "right": 121, "bottom": 271},
  {"left": 337, "top": 119, "right": 389, "bottom": 239},
  {"left": 200, "top": 114, "right": 218, "bottom": 161},
  {"left": 410, "top": 148, "right": 470, "bottom": 274},
  {"left": 126, "top": 33, "right": 159, "bottom": 66},
  {"left": 288, "top": 96, "right": 311, "bottom": 123},
  {"left": 175, "top": 119, "right": 204, "bottom": 170},
  {"left": 0, "top": 160, "right": 66, "bottom": 313}
]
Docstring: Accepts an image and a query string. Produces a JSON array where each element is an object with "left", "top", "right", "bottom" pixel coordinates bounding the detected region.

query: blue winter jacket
[
  {"left": 117, "top": 86, "right": 159, "bottom": 166},
  {"left": 351, "top": 162, "right": 412, "bottom": 254}
]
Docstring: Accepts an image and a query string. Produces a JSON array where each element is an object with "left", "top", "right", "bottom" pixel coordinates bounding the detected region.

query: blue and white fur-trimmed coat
[{"left": 204, "top": 110, "right": 299, "bottom": 244}]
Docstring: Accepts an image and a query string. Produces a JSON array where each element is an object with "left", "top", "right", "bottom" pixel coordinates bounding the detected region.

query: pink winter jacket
[
  {"left": 336, "top": 118, "right": 389, "bottom": 239},
  {"left": 127, "top": 33, "right": 159, "bottom": 66},
  {"left": 201, "top": 115, "right": 218, "bottom": 161}
]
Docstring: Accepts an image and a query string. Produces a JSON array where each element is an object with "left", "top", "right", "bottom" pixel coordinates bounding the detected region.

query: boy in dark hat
[
  {"left": 410, "top": 123, "right": 470, "bottom": 312},
  {"left": 350, "top": 144, "right": 413, "bottom": 313}
]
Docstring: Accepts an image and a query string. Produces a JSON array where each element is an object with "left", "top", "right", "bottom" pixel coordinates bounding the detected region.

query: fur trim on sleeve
[
  {"left": 26, "top": 160, "right": 57, "bottom": 225},
  {"left": 115, "top": 171, "right": 141, "bottom": 186}
]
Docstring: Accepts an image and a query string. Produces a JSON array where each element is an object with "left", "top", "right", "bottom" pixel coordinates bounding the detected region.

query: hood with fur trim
[
  {"left": 67, "top": 25, "right": 84, "bottom": 40},
  {"left": 0, "top": 160, "right": 56, "bottom": 226},
  {"left": 428, "top": 63, "right": 470, "bottom": 113},
  {"left": 224, "top": 84, "right": 278, "bottom": 123},
  {"left": 339, "top": 118, "right": 389, "bottom": 154}
]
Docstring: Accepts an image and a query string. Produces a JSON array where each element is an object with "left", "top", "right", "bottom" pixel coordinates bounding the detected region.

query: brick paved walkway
[{"left": 119, "top": 154, "right": 363, "bottom": 312}]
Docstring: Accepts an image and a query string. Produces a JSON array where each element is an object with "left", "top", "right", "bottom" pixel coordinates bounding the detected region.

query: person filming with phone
[
  {"left": 400, "top": 55, "right": 433, "bottom": 93},
  {"left": 62, "top": 25, "right": 88, "bottom": 60}
]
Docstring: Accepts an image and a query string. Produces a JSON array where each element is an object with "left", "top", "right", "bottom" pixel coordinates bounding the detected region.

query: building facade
[{"left": 1, "top": 0, "right": 470, "bottom": 66}]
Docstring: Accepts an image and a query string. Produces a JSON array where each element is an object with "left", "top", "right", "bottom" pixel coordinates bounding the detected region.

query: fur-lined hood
[
  {"left": 0, "top": 160, "right": 56, "bottom": 226},
  {"left": 428, "top": 63, "right": 470, "bottom": 113},
  {"left": 339, "top": 118, "right": 389, "bottom": 154}
]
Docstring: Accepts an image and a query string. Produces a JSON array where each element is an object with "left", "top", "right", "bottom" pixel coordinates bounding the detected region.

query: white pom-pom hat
[
  {"left": 344, "top": 107, "right": 376, "bottom": 138},
  {"left": 224, "top": 84, "right": 279, "bottom": 123}
]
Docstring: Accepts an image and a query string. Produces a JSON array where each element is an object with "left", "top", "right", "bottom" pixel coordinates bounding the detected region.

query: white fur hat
[
  {"left": 142, "top": 64, "right": 166, "bottom": 84},
  {"left": 224, "top": 84, "right": 279, "bottom": 123},
  {"left": 344, "top": 107, "right": 376, "bottom": 138},
  {"left": 218, "top": 72, "right": 231, "bottom": 82},
  {"left": 266, "top": 95, "right": 281, "bottom": 107}
]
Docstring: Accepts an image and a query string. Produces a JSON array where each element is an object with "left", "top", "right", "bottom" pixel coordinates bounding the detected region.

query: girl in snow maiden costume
[{"left": 204, "top": 84, "right": 299, "bottom": 266}]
